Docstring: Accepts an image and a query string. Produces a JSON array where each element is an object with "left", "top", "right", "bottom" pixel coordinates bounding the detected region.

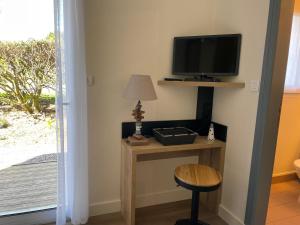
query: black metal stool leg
[
  {"left": 175, "top": 191, "right": 210, "bottom": 225},
  {"left": 191, "top": 191, "right": 199, "bottom": 225}
]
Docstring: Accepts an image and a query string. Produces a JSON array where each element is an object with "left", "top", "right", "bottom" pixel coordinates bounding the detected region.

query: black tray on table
[{"left": 153, "top": 127, "right": 198, "bottom": 146}]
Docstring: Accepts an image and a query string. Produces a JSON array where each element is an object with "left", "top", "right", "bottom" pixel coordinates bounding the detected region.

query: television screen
[{"left": 172, "top": 34, "right": 241, "bottom": 76}]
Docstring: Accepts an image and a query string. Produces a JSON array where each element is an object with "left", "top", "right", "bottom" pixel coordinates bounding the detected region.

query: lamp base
[
  {"left": 132, "top": 134, "right": 144, "bottom": 140},
  {"left": 127, "top": 135, "right": 149, "bottom": 146}
]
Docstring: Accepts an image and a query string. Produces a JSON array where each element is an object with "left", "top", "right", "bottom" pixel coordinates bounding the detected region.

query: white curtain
[
  {"left": 285, "top": 14, "right": 300, "bottom": 91},
  {"left": 54, "top": 0, "right": 89, "bottom": 225}
]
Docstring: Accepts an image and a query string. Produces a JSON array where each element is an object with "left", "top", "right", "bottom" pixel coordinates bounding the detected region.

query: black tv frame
[{"left": 172, "top": 33, "right": 242, "bottom": 77}]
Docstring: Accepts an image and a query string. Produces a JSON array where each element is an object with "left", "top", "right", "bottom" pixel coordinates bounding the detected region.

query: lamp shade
[{"left": 123, "top": 75, "right": 157, "bottom": 101}]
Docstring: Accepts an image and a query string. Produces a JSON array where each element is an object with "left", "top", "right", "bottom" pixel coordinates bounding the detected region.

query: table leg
[
  {"left": 121, "top": 144, "right": 136, "bottom": 225},
  {"left": 198, "top": 149, "right": 211, "bottom": 205},
  {"left": 206, "top": 147, "right": 225, "bottom": 213},
  {"left": 197, "top": 147, "right": 224, "bottom": 213}
]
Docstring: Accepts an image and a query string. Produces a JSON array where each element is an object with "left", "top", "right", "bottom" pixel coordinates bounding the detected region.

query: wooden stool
[{"left": 174, "top": 164, "right": 222, "bottom": 225}]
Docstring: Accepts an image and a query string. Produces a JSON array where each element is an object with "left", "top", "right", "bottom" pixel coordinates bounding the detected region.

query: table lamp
[{"left": 123, "top": 75, "right": 157, "bottom": 142}]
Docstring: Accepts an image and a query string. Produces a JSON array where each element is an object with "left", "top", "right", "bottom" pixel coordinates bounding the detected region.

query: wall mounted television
[{"left": 172, "top": 34, "right": 242, "bottom": 77}]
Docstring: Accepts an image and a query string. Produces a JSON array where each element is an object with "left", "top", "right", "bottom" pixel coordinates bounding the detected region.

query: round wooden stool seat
[{"left": 174, "top": 164, "right": 222, "bottom": 192}]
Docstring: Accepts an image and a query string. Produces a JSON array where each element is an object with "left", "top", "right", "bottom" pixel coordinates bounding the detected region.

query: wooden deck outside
[{"left": 0, "top": 161, "right": 57, "bottom": 216}]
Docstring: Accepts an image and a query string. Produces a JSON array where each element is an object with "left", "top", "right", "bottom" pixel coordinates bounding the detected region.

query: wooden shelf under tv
[{"left": 157, "top": 80, "right": 245, "bottom": 88}]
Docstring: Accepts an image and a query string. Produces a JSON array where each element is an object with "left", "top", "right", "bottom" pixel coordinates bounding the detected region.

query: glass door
[{"left": 0, "top": 0, "right": 57, "bottom": 223}]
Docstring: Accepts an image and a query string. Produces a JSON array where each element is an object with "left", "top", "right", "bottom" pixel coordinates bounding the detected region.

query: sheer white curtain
[
  {"left": 285, "top": 14, "right": 300, "bottom": 91},
  {"left": 54, "top": 0, "right": 89, "bottom": 225}
]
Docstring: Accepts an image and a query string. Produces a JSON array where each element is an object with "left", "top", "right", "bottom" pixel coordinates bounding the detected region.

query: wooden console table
[{"left": 120, "top": 136, "right": 226, "bottom": 225}]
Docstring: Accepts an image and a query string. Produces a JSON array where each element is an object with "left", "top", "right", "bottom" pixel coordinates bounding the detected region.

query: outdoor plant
[
  {"left": 0, "top": 92, "right": 10, "bottom": 105},
  {"left": 46, "top": 117, "right": 56, "bottom": 128},
  {"left": 40, "top": 94, "right": 55, "bottom": 106},
  {"left": 0, "top": 39, "right": 56, "bottom": 113},
  {"left": 0, "top": 118, "right": 9, "bottom": 129}
]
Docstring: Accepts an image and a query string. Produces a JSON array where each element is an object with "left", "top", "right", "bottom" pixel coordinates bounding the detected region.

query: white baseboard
[
  {"left": 90, "top": 199, "right": 121, "bottom": 216},
  {"left": 136, "top": 188, "right": 191, "bottom": 208},
  {"left": 90, "top": 188, "right": 191, "bottom": 217},
  {"left": 218, "top": 204, "right": 245, "bottom": 225}
]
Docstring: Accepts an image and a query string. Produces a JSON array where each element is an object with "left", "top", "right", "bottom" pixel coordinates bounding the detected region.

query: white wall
[
  {"left": 84, "top": 0, "right": 271, "bottom": 224},
  {"left": 212, "top": 0, "right": 270, "bottom": 223},
  {"left": 85, "top": 0, "right": 217, "bottom": 215}
]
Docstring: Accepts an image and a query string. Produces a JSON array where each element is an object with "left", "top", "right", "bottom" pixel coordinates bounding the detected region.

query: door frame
[{"left": 245, "top": 0, "right": 295, "bottom": 225}]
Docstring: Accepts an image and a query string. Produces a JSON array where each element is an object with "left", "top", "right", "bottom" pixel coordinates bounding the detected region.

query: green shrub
[
  {"left": 0, "top": 118, "right": 9, "bottom": 129},
  {"left": 0, "top": 93, "right": 8, "bottom": 98},
  {"left": 46, "top": 118, "right": 56, "bottom": 128},
  {"left": 40, "top": 94, "right": 55, "bottom": 105},
  {"left": 0, "top": 136, "right": 7, "bottom": 140},
  {"left": 0, "top": 39, "right": 56, "bottom": 113},
  {"left": 0, "top": 92, "right": 10, "bottom": 105},
  {"left": 0, "top": 92, "right": 55, "bottom": 110}
]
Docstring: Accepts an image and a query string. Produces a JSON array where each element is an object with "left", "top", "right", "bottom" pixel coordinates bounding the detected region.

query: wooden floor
[
  {"left": 86, "top": 200, "right": 227, "bottom": 225},
  {"left": 0, "top": 162, "right": 57, "bottom": 216},
  {"left": 266, "top": 180, "right": 300, "bottom": 225}
]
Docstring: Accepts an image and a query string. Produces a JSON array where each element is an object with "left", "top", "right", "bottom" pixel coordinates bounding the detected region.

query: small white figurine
[{"left": 208, "top": 123, "right": 215, "bottom": 141}]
